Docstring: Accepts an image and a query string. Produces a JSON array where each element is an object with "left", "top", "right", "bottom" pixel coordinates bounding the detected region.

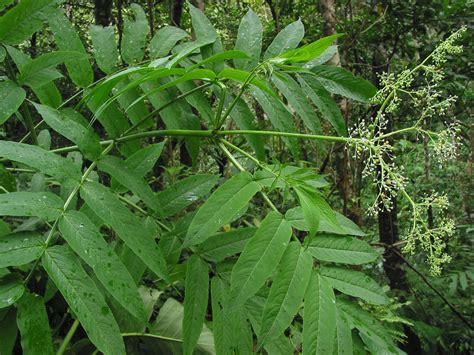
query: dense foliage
[{"left": 0, "top": 0, "right": 472, "bottom": 354}]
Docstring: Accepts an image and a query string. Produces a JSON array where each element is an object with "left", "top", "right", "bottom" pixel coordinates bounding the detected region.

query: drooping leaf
[
  {"left": 225, "top": 96, "right": 266, "bottom": 160},
  {"left": 157, "top": 174, "right": 219, "bottom": 219},
  {"left": 337, "top": 298, "right": 397, "bottom": 352},
  {"left": 0, "top": 192, "right": 63, "bottom": 221},
  {"left": 0, "top": 273, "right": 24, "bottom": 309},
  {"left": 252, "top": 87, "right": 301, "bottom": 158},
  {"left": 150, "top": 26, "right": 189, "bottom": 58},
  {"left": 18, "top": 51, "right": 87, "bottom": 88},
  {"left": 97, "top": 155, "right": 162, "bottom": 214},
  {"left": 151, "top": 298, "right": 215, "bottom": 354},
  {"left": 307, "top": 235, "right": 379, "bottom": 265},
  {"left": 177, "top": 81, "right": 214, "bottom": 125},
  {"left": 58, "top": 211, "right": 147, "bottom": 321},
  {"left": 183, "top": 172, "right": 260, "bottom": 247},
  {"left": 295, "top": 187, "right": 331, "bottom": 240},
  {"left": 321, "top": 266, "right": 388, "bottom": 305},
  {"left": 335, "top": 308, "right": 353, "bottom": 354},
  {"left": 43, "top": 245, "right": 125, "bottom": 355},
  {"left": 272, "top": 73, "right": 323, "bottom": 136},
  {"left": 297, "top": 73, "right": 347, "bottom": 136},
  {"left": 310, "top": 65, "right": 377, "bottom": 102},
  {"left": 264, "top": 19, "right": 305, "bottom": 60},
  {"left": 34, "top": 104, "right": 102, "bottom": 160},
  {"left": 80, "top": 181, "right": 169, "bottom": 282},
  {"left": 259, "top": 242, "right": 312, "bottom": 345},
  {"left": 0, "top": 231, "right": 45, "bottom": 268},
  {"left": 183, "top": 255, "right": 209, "bottom": 355},
  {"left": 211, "top": 277, "right": 253, "bottom": 354},
  {"left": 0, "top": 80, "right": 26, "bottom": 125},
  {"left": 0, "top": 0, "right": 55, "bottom": 45},
  {"left": 16, "top": 292, "right": 54, "bottom": 355},
  {"left": 303, "top": 270, "right": 337, "bottom": 355},
  {"left": 48, "top": 8, "right": 93, "bottom": 88},
  {"left": 234, "top": 9, "right": 263, "bottom": 70},
  {"left": 90, "top": 25, "right": 120, "bottom": 74},
  {"left": 229, "top": 212, "right": 292, "bottom": 308},
  {"left": 197, "top": 227, "right": 256, "bottom": 263},
  {"left": 121, "top": 3, "right": 148, "bottom": 64}
]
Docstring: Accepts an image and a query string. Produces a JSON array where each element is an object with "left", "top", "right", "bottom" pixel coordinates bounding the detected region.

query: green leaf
[
  {"left": 157, "top": 174, "right": 219, "bottom": 219},
  {"left": 97, "top": 155, "right": 162, "bottom": 214},
  {"left": 90, "top": 25, "right": 120, "bottom": 74},
  {"left": 0, "top": 231, "right": 45, "bottom": 268},
  {"left": 272, "top": 73, "right": 322, "bottom": 135},
  {"left": 310, "top": 65, "right": 377, "bottom": 102},
  {"left": 80, "top": 181, "right": 169, "bottom": 282},
  {"left": 211, "top": 277, "right": 253, "bottom": 354},
  {"left": 0, "top": 308, "right": 17, "bottom": 355},
  {"left": 280, "top": 34, "right": 342, "bottom": 63},
  {"left": 307, "top": 235, "right": 379, "bottom": 265},
  {"left": 229, "top": 212, "right": 292, "bottom": 308},
  {"left": 124, "top": 142, "right": 165, "bottom": 177},
  {"left": 225, "top": 96, "right": 266, "bottom": 160},
  {"left": 321, "top": 266, "right": 388, "bottom": 305},
  {"left": 297, "top": 73, "right": 347, "bottom": 136},
  {"left": 0, "top": 273, "right": 24, "bottom": 309},
  {"left": 0, "top": 192, "right": 63, "bottom": 221},
  {"left": 188, "top": 2, "right": 223, "bottom": 72},
  {"left": 303, "top": 270, "right": 336, "bottom": 355},
  {"left": 121, "top": 4, "right": 148, "bottom": 64},
  {"left": 285, "top": 207, "right": 365, "bottom": 236},
  {"left": 0, "top": 0, "right": 54, "bottom": 45},
  {"left": 18, "top": 51, "right": 87, "bottom": 88},
  {"left": 218, "top": 68, "right": 278, "bottom": 99},
  {"left": 0, "top": 141, "right": 81, "bottom": 181},
  {"left": 252, "top": 87, "right": 301, "bottom": 158},
  {"left": 58, "top": 211, "right": 147, "bottom": 321},
  {"left": 234, "top": 9, "right": 263, "bottom": 70},
  {"left": 337, "top": 298, "right": 397, "bottom": 352},
  {"left": 259, "top": 242, "right": 312, "bottom": 345},
  {"left": 187, "top": 50, "right": 250, "bottom": 72},
  {"left": 151, "top": 298, "right": 215, "bottom": 354},
  {"left": 150, "top": 26, "right": 189, "bottom": 58},
  {"left": 43, "top": 245, "right": 125, "bottom": 355},
  {"left": 183, "top": 172, "right": 260, "bottom": 247},
  {"left": 0, "top": 80, "right": 26, "bottom": 125},
  {"left": 335, "top": 308, "right": 353, "bottom": 354},
  {"left": 183, "top": 255, "right": 209, "bottom": 355},
  {"left": 34, "top": 104, "right": 102, "bottom": 160},
  {"left": 294, "top": 187, "right": 329, "bottom": 239},
  {"left": 177, "top": 81, "right": 214, "bottom": 125},
  {"left": 264, "top": 19, "right": 304, "bottom": 60},
  {"left": 16, "top": 292, "right": 54, "bottom": 355},
  {"left": 48, "top": 8, "right": 93, "bottom": 88},
  {"left": 197, "top": 227, "right": 256, "bottom": 263},
  {"left": 166, "top": 38, "right": 216, "bottom": 68}
]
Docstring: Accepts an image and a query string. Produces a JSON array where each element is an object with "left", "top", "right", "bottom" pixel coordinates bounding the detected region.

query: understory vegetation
[{"left": 0, "top": 0, "right": 472, "bottom": 354}]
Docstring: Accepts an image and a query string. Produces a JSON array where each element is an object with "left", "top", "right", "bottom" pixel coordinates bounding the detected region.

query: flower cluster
[
  {"left": 402, "top": 193, "right": 455, "bottom": 276},
  {"left": 431, "top": 27, "right": 466, "bottom": 66},
  {"left": 431, "top": 121, "right": 462, "bottom": 163}
]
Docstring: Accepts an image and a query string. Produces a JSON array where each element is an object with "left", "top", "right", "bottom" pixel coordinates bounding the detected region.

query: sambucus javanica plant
[{"left": 0, "top": 1, "right": 465, "bottom": 354}]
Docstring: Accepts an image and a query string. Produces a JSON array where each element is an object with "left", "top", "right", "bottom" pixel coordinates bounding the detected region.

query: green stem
[
  {"left": 56, "top": 319, "right": 80, "bottom": 355},
  {"left": 121, "top": 332, "right": 183, "bottom": 343},
  {"left": 217, "top": 141, "right": 279, "bottom": 213}
]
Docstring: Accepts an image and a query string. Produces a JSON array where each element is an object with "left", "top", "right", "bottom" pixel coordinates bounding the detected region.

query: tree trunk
[
  {"left": 265, "top": 0, "right": 280, "bottom": 33},
  {"left": 170, "top": 0, "right": 184, "bottom": 27},
  {"left": 94, "top": 0, "right": 113, "bottom": 26}
]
